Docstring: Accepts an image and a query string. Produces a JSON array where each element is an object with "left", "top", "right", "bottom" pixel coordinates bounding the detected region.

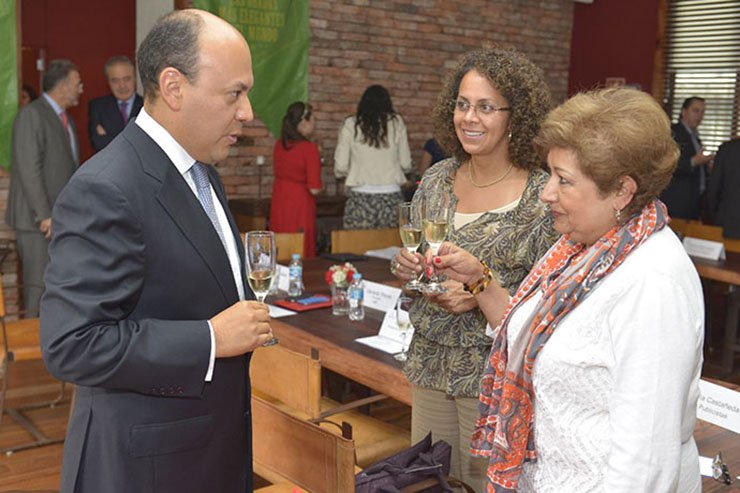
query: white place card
[
  {"left": 267, "top": 304, "right": 297, "bottom": 318},
  {"left": 683, "top": 237, "right": 726, "bottom": 261},
  {"left": 697, "top": 379, "right": 740, "bottom": 434},
  {"left": 698, "top": 456, "right": 713, "bottom": 477},
  {"left": 274, "top": 264, "right": 290, "bottom": 292},
  {"left": 363, "top": 281, "right": 402, "bottom": 312},
  {"left": 364, "top": 245, "right": 402, "bottom": 260},
  {"left": 356, "top": 308, "right": 414, "bottom": 354}
]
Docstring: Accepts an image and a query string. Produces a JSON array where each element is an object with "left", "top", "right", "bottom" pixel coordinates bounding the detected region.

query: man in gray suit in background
[
  {"left": 6, "top": 59, "right": 82, "bottom": 315},
  {"left": 41, "top": 10, "right": 272, "bottom": 492}
]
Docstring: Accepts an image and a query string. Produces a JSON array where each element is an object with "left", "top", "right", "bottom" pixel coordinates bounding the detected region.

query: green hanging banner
[
  {"left": 0, "top": 1, "right": 18, "bottom": 170},
  {"left": 192, "top": 0, "right": 309, "bottom": 138}
]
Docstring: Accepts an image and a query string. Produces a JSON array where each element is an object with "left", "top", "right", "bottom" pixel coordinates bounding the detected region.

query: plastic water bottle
[
  {"left": 348, "top": 273, "right": 365, "bottom": 321},
  {"left": 288, "top": 253, "right": 303, "bottom": 297}
]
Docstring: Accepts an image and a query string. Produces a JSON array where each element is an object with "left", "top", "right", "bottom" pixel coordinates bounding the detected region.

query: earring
[
  {"left": 615, "top": 208, "right": 622, "bottom": 223},
  {"left": 508, "top": 130, "right": 512, "bottom": 141}
]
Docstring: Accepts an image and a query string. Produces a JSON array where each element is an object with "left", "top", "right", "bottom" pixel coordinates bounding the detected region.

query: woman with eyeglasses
[
  {"left": 433, "top": 88, "right": 703, "bottom": 492},
  {"left": 390, "top": 47, "right": 559, "bottom": 491},
  {"left": 269, "top": 101, "right": 323, "bottom": 257},
  {"left": 334, "top": 84, "right": 413, "bottom": 229}
]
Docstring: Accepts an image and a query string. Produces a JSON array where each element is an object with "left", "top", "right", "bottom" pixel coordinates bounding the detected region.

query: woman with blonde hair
[{"left": 432, "top": 88, "right": 703, "bottom": 492}]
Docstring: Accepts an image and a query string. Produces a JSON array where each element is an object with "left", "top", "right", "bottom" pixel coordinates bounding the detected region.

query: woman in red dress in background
[{"left": 270, "top": 102, "right": 323, "bottom": 257}]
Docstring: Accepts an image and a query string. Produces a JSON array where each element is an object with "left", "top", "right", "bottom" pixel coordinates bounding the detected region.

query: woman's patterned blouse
[{"left": 405, "top": 158, "right": 559, "bottom": 397}]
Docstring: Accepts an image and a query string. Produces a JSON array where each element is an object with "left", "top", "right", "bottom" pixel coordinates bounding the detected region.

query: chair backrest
[
  {"left": 331, "top": 228, "right": 401, "bottom": 254},
  {"left": 685, "top": 221, "right": 723, "bottom": 242},
  {"left": 669, "top": 218, "right": 688, "bottom": 237},
  {"left": 683, "top": 220, "right": 740, "bottom": 254},
  {"left": 250, "top": 344, "right": 322, "bottom": 420},
  {"left": 274, "top": 232, "right": 305, "bottom": 263},
  {"left": 252, "top": 395, "right": 356, "bottom": 492}
]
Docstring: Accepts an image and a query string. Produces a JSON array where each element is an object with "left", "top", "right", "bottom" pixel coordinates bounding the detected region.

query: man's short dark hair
[
  {"left": 137, "top": 10, "right": 203, "bottom": 100},
  {"left": 681, "top": 96, "right": 705, "bottom": 110},
  {"left": 104, "top": 56, "right": 134, "bottom": 78},
  {"left": 43, "top": 59, "right": 78, "bottom": 92}
]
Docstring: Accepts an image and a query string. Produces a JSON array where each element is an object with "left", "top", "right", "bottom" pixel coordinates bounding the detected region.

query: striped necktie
[{"left": 190, "top": 162, "right": 228, "bottom": 252}]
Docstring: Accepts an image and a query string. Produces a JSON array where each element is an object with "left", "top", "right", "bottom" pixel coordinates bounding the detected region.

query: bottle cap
[{"left": 292, "top": 253, "right": 300, "bottom": 259}]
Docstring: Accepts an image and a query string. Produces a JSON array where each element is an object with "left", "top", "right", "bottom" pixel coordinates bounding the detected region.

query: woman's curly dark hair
[
  {"left": 432, "top": 46, "right": 552, "bottom": 170},
  {"left": 355, "top": 85, "right": 396, "bottom": 148}
]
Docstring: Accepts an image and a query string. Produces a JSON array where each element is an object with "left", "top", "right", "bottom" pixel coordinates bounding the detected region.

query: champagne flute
[
  {"left": 398, "top": 201, "right": 424, "bottom": 291},
  {"left": 422, "top": 190, "right": 450, "bottom": 294},
  {"left": 394, "top": 295, "right": 413, "bottom": 362},
  {"left": 245, "top": 230, "right": 278, "bottom": 347}
]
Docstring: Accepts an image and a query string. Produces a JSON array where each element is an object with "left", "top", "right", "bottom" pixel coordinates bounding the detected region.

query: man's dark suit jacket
[
  {"left": 88, "top": 93, "right": 144, "bottom": 152},
  {"left": 40, "top": 123, "right": 254, "bottom": 493},
  {"left": 7, "top": 96, "right": 79, "bottom": 231},
  {"left": 660, "top": 122, "right": 703, "bottom": 219},
  {"left": 708, "top": 138, "right": 740, "bottom": 238}
]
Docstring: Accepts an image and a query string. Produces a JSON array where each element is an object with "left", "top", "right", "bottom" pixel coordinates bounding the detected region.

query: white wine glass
[
  {"left": 398, "top": 201, "right": 424, "bottom": 291},
  {"left": 245, "top": 230, "right": 278, "bottom": 347},
  {"left": 422, "top": 190, "right": 450, "bottom": 294},
  {"left": 394, "top": 295, "right": 413, "bottom": 362}
]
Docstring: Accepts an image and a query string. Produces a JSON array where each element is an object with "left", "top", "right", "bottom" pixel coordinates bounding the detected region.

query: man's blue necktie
[{"left": 190, "top": 162, "right": 228, "bottom": 252}]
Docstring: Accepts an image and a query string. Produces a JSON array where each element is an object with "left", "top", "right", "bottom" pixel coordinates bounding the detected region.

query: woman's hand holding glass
[
  {"left": 428, "top": 241, "right": 511, "bottom": 326},
  {"left": 392, "top": 248, "right": 425, "bottom": 287},
  {"left": 423, "top": 279, "right": 477, "bottom": 314},
  {"left": 427, "top": 241, "right": 487, "bottom": 287}
]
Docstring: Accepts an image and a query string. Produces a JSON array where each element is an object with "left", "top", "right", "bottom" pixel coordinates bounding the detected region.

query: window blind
[{"left": 664, "top": 0, "right": 740, "bottom": 151}]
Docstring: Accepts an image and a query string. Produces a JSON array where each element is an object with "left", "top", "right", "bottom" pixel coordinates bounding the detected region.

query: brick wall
[
  {"left": 1, "top": 1, "right": 574, "bottom": 308},
  {"left": 218, "top": 0, "right": 575, "bottom": 199}
]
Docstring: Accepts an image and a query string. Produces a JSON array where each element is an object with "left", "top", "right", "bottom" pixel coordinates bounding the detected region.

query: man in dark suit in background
[
  {"left": 41, "top": 10, "right": 272, "bottom": 492},
  {"left": 660, "top": 96, "right": 714, "bottom": 219},
  {"left": 6, "top": 59, "right": 82, "bottom": 315},
  {"left": 88, "top": 56, "right": 143, "bottom": 152},
  {"left": 708, "top": 137, "right": 740, "bottom": 237}
]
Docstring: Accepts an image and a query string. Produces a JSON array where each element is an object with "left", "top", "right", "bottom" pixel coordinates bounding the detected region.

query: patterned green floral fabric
[{"left": 405, "top": 158, "right": 559, "bottom": 397}]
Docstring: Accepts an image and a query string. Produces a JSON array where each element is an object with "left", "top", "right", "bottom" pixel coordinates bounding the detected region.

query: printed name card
[
  {"left": 355, "top": 304, "right": 414, "bottom": 354},
  {"left": 274, "top": 264, "right": 290, "bottom": 293},
  {"left": 697, "top": 379, "right": 740, "bottom": 434},
  {"left": 363, "top": 281, "right": 402, "bottom": 312},
  {"left": 683, "top": 237, "right": 726, "bottom": 261}
]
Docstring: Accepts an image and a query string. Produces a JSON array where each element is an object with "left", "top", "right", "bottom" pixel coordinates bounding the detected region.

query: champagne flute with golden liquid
[
  {"left": 245, "top": 230, "right": 278, "bottom": 346},
  {"left": 422, "top": 190, "right": 450, "bottom": 294},
  {"left": 398, "top": 201, "right": 424, "bottom": 291}
]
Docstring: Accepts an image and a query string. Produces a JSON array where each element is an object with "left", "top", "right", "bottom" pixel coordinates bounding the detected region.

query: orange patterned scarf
[{"left": 470, "top": 200, "right": 668, "bottom": 492}]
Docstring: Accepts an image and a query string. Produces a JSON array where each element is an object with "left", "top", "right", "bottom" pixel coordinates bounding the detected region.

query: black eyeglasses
[{"left": 450, "top": 99, "right": 511, "bottom": 116}]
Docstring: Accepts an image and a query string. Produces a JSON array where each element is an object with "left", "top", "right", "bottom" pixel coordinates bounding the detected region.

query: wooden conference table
[
  {"left": 691, "top": 250, "right": 740, "bottom": 375},
  {"left": 268, "top": 256, "right": 740, "bottom": 491}
]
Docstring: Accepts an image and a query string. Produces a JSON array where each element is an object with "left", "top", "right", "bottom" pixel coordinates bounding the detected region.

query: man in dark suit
[
  {"left": 708, "top": 137, "right": 740, "bottom": 237},
  {"left": 6, "top": 59, "right": 82, "bottom": 315},
  {"left": 660, "top": 96, "right": 714, "bottom": 219},
  {"left": 40, "top": 10, "right": 272, "bottom": 492},
  {"left": 88, "top": 56, "right": 144, "bottom": 152}
]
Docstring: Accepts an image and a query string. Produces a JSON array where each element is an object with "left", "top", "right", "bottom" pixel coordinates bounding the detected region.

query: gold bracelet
[{"left": 463, "top": 260, "right": 493, "bottom": 295}]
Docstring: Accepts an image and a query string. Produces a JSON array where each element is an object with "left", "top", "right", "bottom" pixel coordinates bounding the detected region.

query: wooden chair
[
  {"left": 0, "top": 274, "right": 66, "bottom": 455},
  {"left": 274, "top": 232, "right": 305, "bottom": 263},
  {"left": 330, "top": 228, "right": 401, "bottom": 255},
  {"left": 668, "top": 218, "right": 688, "bottom": 238},
  {"left": 252, "top": 395, "right": 356, "bottom": 492},
  {"left": 250, "top": 344, "right": 410, "bottom": 468},
  {"left": 684, "top": 221, "right": 740, "bottom": 254}
]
